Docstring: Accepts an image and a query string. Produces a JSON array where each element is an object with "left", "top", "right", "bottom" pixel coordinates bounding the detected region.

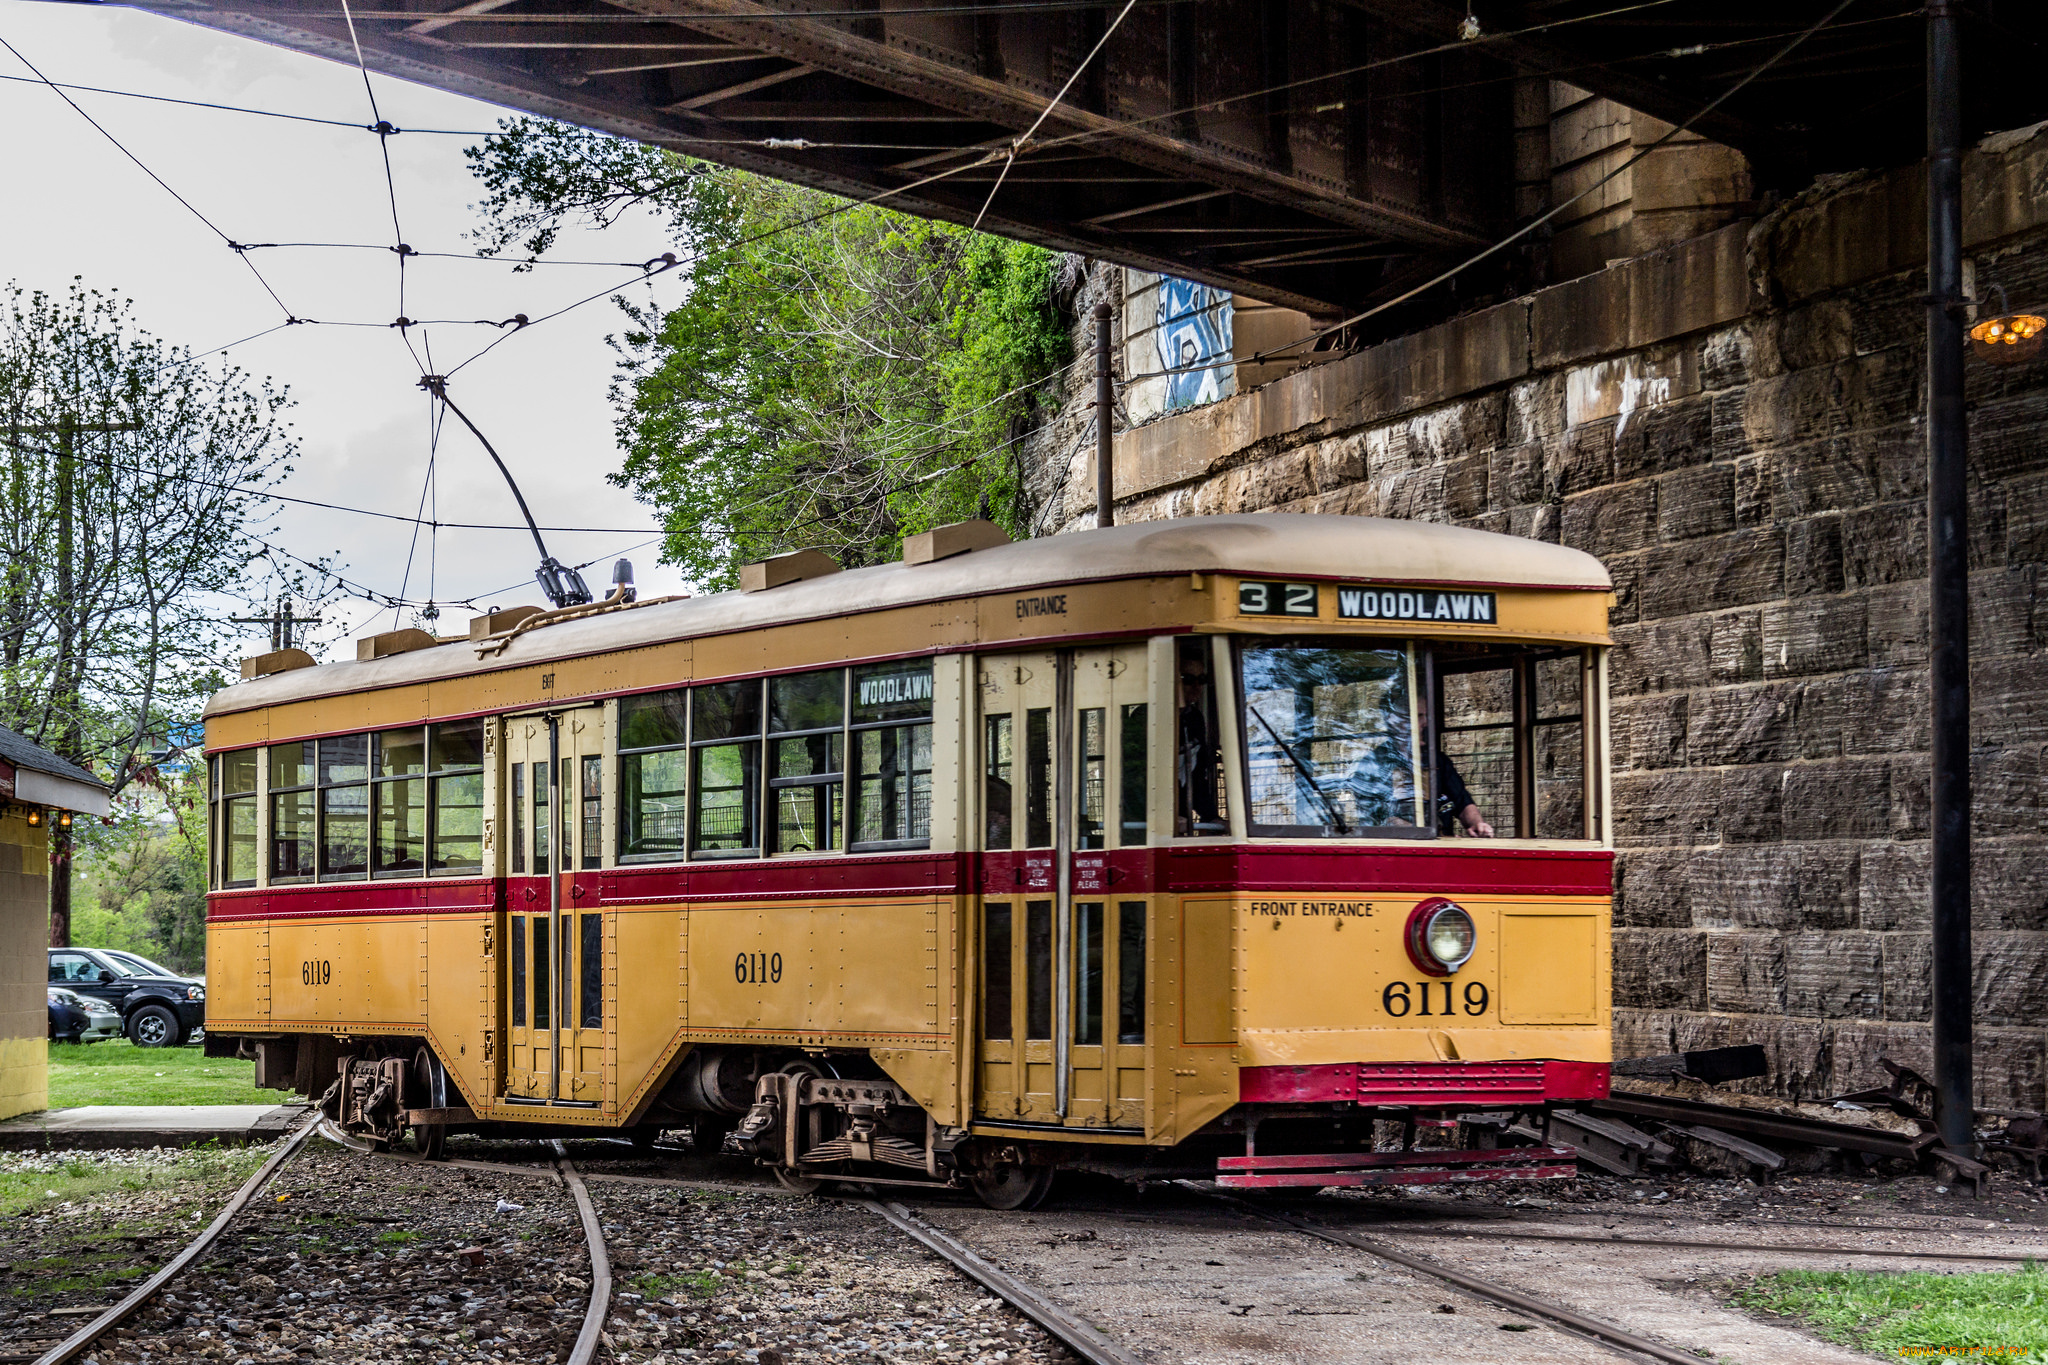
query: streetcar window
[
  {"left": 511, "top": 763, "right": 526, "bottom": 874},
  {"left": 221, "top": 750, "right": 259, "bottom": 888},
  {"left": 1025, "top": 899, "right": 1053, "bottom": 1040},
  {"left": 850, "top": 661, "right": 933, "bottom": 851},
  {"left": 1432, "top": 645, "right": 1592, "bottom": 840},
  {"left": 1076, "top": 901, "right": 1104, "bottom": 1046},
  {"left": 619, "top": 690, "right": 688, "bottom": 862},
  {"left": 1117, "top": 901, "right": 1146, "bottom": 1044},
  {"left": 268, "top": 742, "right": 314, "bottom": 884},
  {"left": 1240, "top": 640, "right": 1423, "bottom": 837},
  {"left": 317, "top": 734, "right": 369, "bottom": 881},
  {"left": 769, "top": 669, "right": 844, "bottom": 854},
  {"left": 531, "top": 914, "right": 550, "bottom": 1029},
  {"left": 372, "top": 728, "right": 427, "bottom": 876},
  {"left": 207, "top": 754, "right": 219, "bottom": 890},
  {"left": 430, "top": 721, "right": 485, "bottom": 875},
  {"left": 983, "top": 902, "right": 1013, "bottom": 1041},
  {"left": 1175, "top": 641, "right": 1228, "bottom": 836},
  {"left": 510, "top": 915, "right": 527, "bottom": 1027},
  {"left": 580, "top": 912, "right": 602, "bottom": 1027},
  {"left": 1118, "top": 704, "right": 1147, "bottom": 846},
  {"left": 983, "top": 715, "right": 1014, "bottom": 850},
  {"left": 532, "top": 760, "right": 550, "bottom": 874},
  {"left": 692, "top": 680, "right": 762, "bottom": 857},
  {"left": 1076, "top": 709, "right": 1107, "bottom": 851},
  {"left": 580, "top": 755, "right": 603, "bottom": 869},
  {"left": 1024, "top": 708, "right": 1052, "bottom": 848}
]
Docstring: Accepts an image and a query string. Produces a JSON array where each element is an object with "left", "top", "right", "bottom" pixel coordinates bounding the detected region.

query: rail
[{"left": 33, "top": 1118, "right": 321, "bottom": 1365}]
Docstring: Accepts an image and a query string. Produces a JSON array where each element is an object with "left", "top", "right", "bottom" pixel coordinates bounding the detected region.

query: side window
[
  {"left": 850, "top": 661, "right": 933, "bottom": 850},
  {"left": 510, "top": 762, "right": 526, "bottom": 874},
  {"left": 318, "top": 735, "right": 369, "bottom": 880},
  {"left": 269, "top": 742, "right": 314, "bottom": 884},
  {"left": 580, "top": 755, "right": 603, "bottom": 870},
  {"left": 1432, "top": 646, "right": 1592, "bottom": 840},
  {"left": 430, "top": 721, "right": 485, "bottom": 874},
  {"left": 532, "top": 760, "right": 551, "bottom": 874},
  {"left": 619, "top": 690, "right": 687, "bottom": 861},
  {"left": 770, "top": 669, "right": 845, "bottom": 854},
  {"left": 372, "top": 729, "right": 426, "bottom": 876},
  {"left": 984, "top": 714, "right": 1014, "bottom": 850},
  {"left": 1117, "top": 703, "right": 1148, "bottom": 847},
  {"left": 220, "top": 750, "right": 259, "bottom": 888},
  {"left": 1173, "top": 640, "right": 1228, "bottom": 836},
  {"left": 50, "top": 951, "right": 94, "bottom": 983},
  {"left": 692, "top": 680, "right": 762, "bottom": 857}
]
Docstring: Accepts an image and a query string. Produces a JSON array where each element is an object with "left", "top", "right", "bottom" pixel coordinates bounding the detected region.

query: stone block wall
[
  {"left": 1021, "top": 126, "right": 2048, "bottom": 1111},
  {"left": 0, "top": 809, "right": 49, "bottom": 1119}
]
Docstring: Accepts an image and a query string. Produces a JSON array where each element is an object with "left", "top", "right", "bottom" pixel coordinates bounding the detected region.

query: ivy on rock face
[{"left": 466, "top": 119, "right": 1072, "bottom": 590}]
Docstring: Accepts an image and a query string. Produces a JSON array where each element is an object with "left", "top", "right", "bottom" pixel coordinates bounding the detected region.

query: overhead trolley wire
[
  {"left": 0, "top": 34, "right": 302, "bottom": 323},
  {"left": 969, "top": 0, "right": 1137, "bottom": 230}
]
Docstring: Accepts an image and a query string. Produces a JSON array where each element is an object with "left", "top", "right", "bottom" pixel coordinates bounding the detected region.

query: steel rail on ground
[
  {"left": 1188, "top": 1185, "right": 1712, "bottom": 1365},
  {"left": 869, "top": 1202, "right": 1146, "bottom": 1365},
  {"left": 550, "top": 1140, "right": 616, "bottom": 1365},
  {"left": 32, "top": 1118, "right": 322, "bottom": 1365}
]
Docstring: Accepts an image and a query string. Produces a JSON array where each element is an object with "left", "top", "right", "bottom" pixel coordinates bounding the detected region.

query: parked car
[
  {"left": 46, "top": 947, "right": 206, "bottom": 1047},
  {"left": 48, "top": 986, "right": 123, "bottom": 1044}
]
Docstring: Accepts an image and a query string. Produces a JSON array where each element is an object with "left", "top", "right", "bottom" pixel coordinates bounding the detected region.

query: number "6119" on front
[{"left": 1383, "top": 980, "right": 1488, "bottom": 1016}]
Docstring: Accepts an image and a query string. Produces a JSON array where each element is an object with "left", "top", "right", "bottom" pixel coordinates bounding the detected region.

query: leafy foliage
[
  {"left": 0, "top": 279, "right": 296, "bottom": 789},
  {"left": 466, "top": 119, "right": 1071, "bottom": 588},
  {"left": 71, "top": 765, "right": 208, "bottom": 974}
]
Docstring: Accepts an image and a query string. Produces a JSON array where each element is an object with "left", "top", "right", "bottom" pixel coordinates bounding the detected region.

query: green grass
[
  {"left": 1735, "top": 1264, "right": 2048, "bottom": 1358},
  {"left": 0, "top": 1145, "right": 268, "bottom": 1219},
  {"left": 46, "top": 1040, "right": 270, "bottom": 1107},
  {"left": 632, "top": 1270, "right": 721, "bottom": 1300}
]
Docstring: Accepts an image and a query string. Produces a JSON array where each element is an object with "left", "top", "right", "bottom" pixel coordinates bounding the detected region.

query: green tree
[
  {"left": 0, "top": 278, "right": 296, "bottom": 943},
  {"left": 466, "top": 119, "right": 1071, "bottom": 589},
  {"left": 71, "top": 765, "right": 209, "bottom": 975}
]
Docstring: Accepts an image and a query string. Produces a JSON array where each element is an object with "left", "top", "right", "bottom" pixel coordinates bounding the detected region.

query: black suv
[{"left": 46, "top": 947, "right": 206, "bottom": 1047}]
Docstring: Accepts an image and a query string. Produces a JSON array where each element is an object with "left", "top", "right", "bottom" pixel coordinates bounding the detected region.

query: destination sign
[{"left": 1337, "top": 586, "right": 1496, "bottom": 624}]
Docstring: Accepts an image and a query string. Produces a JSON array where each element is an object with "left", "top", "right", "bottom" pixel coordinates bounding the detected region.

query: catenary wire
[
  {"left": 970, "top": 0, "right": 1137, "bottom": 230},
  {"left": 0, "top": 34, "right": 301, "bottom": 322},
  {"left": 0, "top": 438, "right": 660, "bottom": 533}
]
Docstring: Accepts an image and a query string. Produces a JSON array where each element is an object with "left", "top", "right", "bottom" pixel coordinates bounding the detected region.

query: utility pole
[
  {"left": 232, "top": 596, "right": 322, "bottom": 652},
  {"left": 1094, "top": 302, "right": 1115, "bottom": 528},
  {"left": 3, "top": 416, "right": 142, "bottom": 948},
  {"left": 1924, "top": 1, "right": 1975, "bottom": 1168}
]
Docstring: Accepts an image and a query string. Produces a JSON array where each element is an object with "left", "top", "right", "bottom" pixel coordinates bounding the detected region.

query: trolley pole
[
  {"left": 1095, "top": 302, "right": 1114, "bottom": 528},
  {"left": 1925, "top": 0, "right": 1974, "bottom": 1160}
]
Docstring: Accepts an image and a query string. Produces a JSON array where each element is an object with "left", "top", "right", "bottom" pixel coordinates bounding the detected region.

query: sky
[{"left": 0, "top": 0, "right": 695, "bottom": 660}]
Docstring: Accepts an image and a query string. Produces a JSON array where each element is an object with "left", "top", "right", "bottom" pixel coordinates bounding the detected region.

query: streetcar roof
[{"left": 206, "top": 514, "right": 1610, "bottom": 718}]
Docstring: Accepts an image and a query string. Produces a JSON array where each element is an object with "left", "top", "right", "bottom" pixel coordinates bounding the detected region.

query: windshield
[
  {"left": 107, "top": 951, "right": 175, "bottom": 978},
  {"left": 1240, "top": 640, "right": 1422, "bottom": 836},
  {"left": 93, "top": 953, "right": 142, "bottom": 977}
]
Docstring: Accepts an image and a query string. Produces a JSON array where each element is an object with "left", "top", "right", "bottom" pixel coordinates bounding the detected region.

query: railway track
[
  {"left": 14, "top": 1126, "right": 616, "bottom": 1365},
  {"left": 370, "top": 1142, "right": 2048, "bottom": 1365}
]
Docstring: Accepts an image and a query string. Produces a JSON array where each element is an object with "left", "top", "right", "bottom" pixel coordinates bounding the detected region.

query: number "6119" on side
[{"left": 1382, "top": 980, "right": 1488, "bottom": 1016}]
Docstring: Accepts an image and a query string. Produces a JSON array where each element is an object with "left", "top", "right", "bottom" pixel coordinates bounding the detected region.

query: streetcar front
[{"left": 1191, "top": 573, "right": 1613, "bottom": 1189}]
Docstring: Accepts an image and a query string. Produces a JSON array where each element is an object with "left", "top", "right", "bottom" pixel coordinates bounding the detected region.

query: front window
[{"left": 1240, "top": 640, "right": 1422, "bottom": 837}]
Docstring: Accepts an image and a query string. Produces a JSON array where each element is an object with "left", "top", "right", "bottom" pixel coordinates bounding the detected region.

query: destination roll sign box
[{"left": 1238, "top": 579, "right": 1498, "bottom": 624}]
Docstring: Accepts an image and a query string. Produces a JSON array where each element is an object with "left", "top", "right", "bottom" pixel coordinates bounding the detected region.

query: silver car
[{"left": 48, "top": 986, "right": 122, "bottom": 1043}]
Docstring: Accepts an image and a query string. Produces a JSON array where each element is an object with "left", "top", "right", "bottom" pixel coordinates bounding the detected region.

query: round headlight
[{"left": 1404, "top": 899, "right": 1476, "bottom": 976}]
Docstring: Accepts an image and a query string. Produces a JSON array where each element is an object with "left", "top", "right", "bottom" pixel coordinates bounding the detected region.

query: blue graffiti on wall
[{"left": 1155, "top": 277, "right": 1233, "bottom": 412}]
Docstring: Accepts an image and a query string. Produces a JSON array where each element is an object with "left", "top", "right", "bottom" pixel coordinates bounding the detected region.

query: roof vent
[
  {"left": 240, "top": 648, "right": 316, "bottom": 680},
  {"left": 903, "top": 518, "right": 1011, "bottom": 565},
  {"left": 739, "top": 548, "right": 841, "bottom": 593},
  {"left": 356, "top": 628, "right": 441, "bottom": 662},
  {"left": 468, "top": 606, "right": 545, "bottom": 641}
]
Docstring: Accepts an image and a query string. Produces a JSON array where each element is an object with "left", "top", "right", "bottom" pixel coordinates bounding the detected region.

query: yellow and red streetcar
[{"left": 201, "top": 514, "right": 1613, "bottom": 1206}]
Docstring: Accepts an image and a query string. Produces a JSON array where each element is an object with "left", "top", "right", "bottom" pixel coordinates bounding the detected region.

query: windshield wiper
[{"left": 1246, "top": 705, "right": 1351, "bottom": 835}]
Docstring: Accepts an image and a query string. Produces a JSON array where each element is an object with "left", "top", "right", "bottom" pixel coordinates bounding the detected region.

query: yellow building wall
[{"left": 0, "top": 810, "right": 50, "bottom": 1120}]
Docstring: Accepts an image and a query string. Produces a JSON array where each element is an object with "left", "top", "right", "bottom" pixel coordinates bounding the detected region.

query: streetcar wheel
[
  {"left": 128, "top": 1005, "right": 179, "bottom": 1048},
  {"left": 409, "top": 1123, "right": 447, "bottom": 1160},
  {"left": 773, "top": 1167, "right": 825, "bottom": 1195},
  {"left": 970, "top": 1164, "right": 1055, "bottom": 1211}
]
